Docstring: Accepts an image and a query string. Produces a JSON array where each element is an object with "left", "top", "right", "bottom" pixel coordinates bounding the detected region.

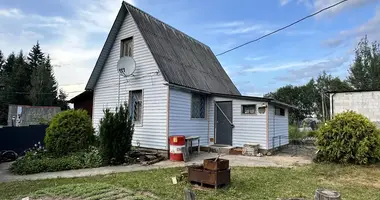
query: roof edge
[
  {"left": 122, "top": 1, "right": 211, "bottom": 50},
  {"left": 85, "top": 3, "right": 127, "bottom": 90},
  {"left": 327, "top": 89, "right": 380, "bottom": 94}
]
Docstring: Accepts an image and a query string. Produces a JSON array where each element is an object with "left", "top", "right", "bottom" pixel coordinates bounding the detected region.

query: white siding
[
  {"left": 93, "top": 12, "right": 168, "bottom": 150},
  {"left": 268, "top": 105, "right": 289, "bottom": 149},
  {"left": 208, "top": 97, "right": 268, "bottom": 149},
  {"left": 168, "top": 88, "right": 210, "bottom": 146}
]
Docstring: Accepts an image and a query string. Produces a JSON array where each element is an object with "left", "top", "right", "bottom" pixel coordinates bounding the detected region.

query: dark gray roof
[{"left": 85, "top": 2, "right": 240, "bottom": 95}]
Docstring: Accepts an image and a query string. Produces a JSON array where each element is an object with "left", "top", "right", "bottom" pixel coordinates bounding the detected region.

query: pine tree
[
  {"left": 10, "top": 51, "right": 30, "bottom": 105},
  {"left": 27, "top": 41, "right": 45, "bottom": 72},
  {"left": 3, "top": 52, "right": 16, "bottom": 76},
  {"left": 29, "top": 55, "right": 58, "bottom": 106},
  {"left": 0, "top": 50, "right": 6, "bottom": 125},
  {"left": 0, "top": 50, "right": 5, "bottom": 74}
]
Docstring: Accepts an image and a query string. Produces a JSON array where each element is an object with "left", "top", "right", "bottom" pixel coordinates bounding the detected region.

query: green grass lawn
[{"left": 1, "top": 164, "right": 380, "bottom": 200}]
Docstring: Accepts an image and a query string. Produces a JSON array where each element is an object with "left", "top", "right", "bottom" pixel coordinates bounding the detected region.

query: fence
[
  {"left": 272, "top": 135, "right": 317, "bottom": 157},
  {"left": 0, "top": 125, "right": 48, "bottom": 154}
]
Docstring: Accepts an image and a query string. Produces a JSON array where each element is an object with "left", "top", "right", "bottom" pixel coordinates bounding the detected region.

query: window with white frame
[
  {"left": 242, "top": 104, "right": 256, "bottom": 114},
  {"left": 121, "top": 37, "right": 133, "bottom": 57},
  {"left": 191, "top": 93, "right": 206, "bottom": 118},
  {"left": 275, "top": 107, "right": 285, "bottom": 116},
  {"left": 129, "top": 90, "right": 142, "bottom": 123}
]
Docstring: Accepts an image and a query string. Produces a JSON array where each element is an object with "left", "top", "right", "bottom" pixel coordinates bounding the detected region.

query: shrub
[
  {"left": 99, "top": 103, "right": 134, "bottom": 165},
  {"left": 307, "top": 130, "right": 318, "bottom": 137},
  {"left": 289, "top": 125, "right": 305, "bottom": 140},
  {"left": 44, "top": 109, "right": 95, "bottom": 156},
  {"left": 316, "top": 111, "right": 380, "bottom": 165},
  {"left": 10, "top": 148, "right": 102, "bottom": 175}
]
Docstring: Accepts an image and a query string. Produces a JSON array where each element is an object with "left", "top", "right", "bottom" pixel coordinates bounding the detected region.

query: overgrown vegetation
[
  {"left": 45, "top": 109, "right": 95, "bottom": 156},
  {"left": 289, "top": 125, "right": 318, "bottom": 140},
  {"left": 10, "top": 147, "right": 102, "bottom": 175},
  {"left": 316, "top": 111, "right": 380, "bottom": 165},
  {"left": 2, "top": 165, "right": 380, "bottom": 200},
  {"left": 99, "top": 103, "right": 134, "bottom": 165}
]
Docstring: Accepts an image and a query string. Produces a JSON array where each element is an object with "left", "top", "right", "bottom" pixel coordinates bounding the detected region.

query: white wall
[
  {"left": 93, "top": 11, "right": 168, "bottom": 150},
  {"left": 168, "top": 88, "right": 210, "bottom": 146},
  {"left": 268, "top": 105, "right": 289, "bottom": 149},
  {"left": 333, "top": 91, "right": 380, "bottom": 126},
  {"left": 208, "top": 97, "right": 268, "bottom": 149}
]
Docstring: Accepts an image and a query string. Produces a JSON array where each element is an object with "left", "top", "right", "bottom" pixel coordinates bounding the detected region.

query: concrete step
[{"left": 208, "top": 145, "right": 234, "bottom": 154}]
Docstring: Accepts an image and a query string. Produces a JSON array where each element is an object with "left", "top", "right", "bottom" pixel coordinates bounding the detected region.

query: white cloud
[
  {"left": 244, "top": 59, "right": 329, "bottom": 72},
  {"left": 244, "top": 56, "right": 267, "bottom": 61},
  {"left": 0, "top": 0, "right": 135, "bottom": 99},
  {"left": 275, "top": 56, "right": 349, "bottom": 83},
  {"left": 280, "top": 0, "right": 291, "bottom": 6},
  {"left": 323, "top": 7, "right": 380, "bottom": 48},
  {"left": 209, "top": 21, "right": 274, "bottom": 35},
  {"left": 282, "top": 0, "right": 377, "bottom": 17},
  {"left": 0, "top": 8, "right": 22, "bottom": 18}
]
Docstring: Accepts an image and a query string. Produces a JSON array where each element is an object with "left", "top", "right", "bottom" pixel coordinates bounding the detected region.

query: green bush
[
  {"left": 10, "top": 148, "right": 102, "bottom": 175},
  {"left": 316, "top": 111, "right": 380, "bottom": 165},
  {"left": 44, "top": 109, "right": 95, "bottom": 156},
  {"left": 289, "top": 125, "right": 304, "bottom": 140},
  {"left": 99, "top": 103, "right": 134, "bottom": 165},
  {"left": 307, "top": 130, "right": 318, "bottom": 137}
]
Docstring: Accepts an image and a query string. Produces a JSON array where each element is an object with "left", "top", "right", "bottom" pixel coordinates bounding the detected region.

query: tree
[
  {"left": 265, "top": 84, "right": 315, "bottom": 123},
  {"left": 315, "top": 71, "right": 352, "bottom": 121},
  {"left": 27, "top": 41, "right": 45, "bottom": 73},
  {"left": 7, "top": 51, "right": 30, "bottom": 105},
  {"left": 348, "top": 36, "right": 380, "bottom": 90},
  {"left": 29, "top": 56, "right": 58, "bottom": 106},
  {"left": 0, "top": 50, "right": 5, "bottom": 74},
  {"left": 56, "top": 89, "right": 70, "bottom": 110}
]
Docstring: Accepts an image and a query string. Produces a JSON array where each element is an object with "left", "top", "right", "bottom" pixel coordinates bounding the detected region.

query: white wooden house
[{"left": 85, "top": 2, "right": 292, "bottom": 151}]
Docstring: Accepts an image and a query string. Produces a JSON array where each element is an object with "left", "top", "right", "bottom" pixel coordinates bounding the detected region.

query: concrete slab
[{"left": 0, "top": 152, "right": 311, "bottom": 183}]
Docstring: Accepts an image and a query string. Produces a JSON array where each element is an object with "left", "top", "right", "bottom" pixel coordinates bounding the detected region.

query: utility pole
[{"left": 321, "top": 92, "right": 325, "bottom": 122}]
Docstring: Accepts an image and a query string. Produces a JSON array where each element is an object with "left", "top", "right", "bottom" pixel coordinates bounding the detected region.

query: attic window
[
  {"left": 121, "top": 37, "right": 133, "bottom": 57},
  {"left": 275, "top": 107, "right": 285, "bottom": 116}
]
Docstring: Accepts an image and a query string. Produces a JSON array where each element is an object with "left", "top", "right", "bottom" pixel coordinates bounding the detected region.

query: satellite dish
[{"left": 117, "top": 56, "right": 136, "bottom": 77}]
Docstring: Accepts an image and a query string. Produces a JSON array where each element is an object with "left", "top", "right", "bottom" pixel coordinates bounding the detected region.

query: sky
[{"left": 0, "top": 0, "right": 379, "bottom": 98}]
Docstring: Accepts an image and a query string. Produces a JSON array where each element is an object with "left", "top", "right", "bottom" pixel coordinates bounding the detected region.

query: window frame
[
  {"left": 120, "top": 37, "right": 133, "bottom": 57},
  {"left": 241, "top": 104, "right": 257, "bottom": 115},
  {"left": 275, "top": 106, "right": 285, "bottom": 116},
  {"left": 190, "top": 93, "right": 207, "bottom": 119},
  {"left": 129, "top": 89, "right": 143, "bottom": 125}
]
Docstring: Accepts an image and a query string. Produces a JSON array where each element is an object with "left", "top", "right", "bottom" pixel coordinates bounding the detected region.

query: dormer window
[{"left": 121, "top": 37, "right": 133, "bottom": 57}]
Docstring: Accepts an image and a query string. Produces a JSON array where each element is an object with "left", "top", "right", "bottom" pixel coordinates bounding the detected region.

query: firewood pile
[{"left": 125, "top": 150, "right": 165, "bottom": 166}]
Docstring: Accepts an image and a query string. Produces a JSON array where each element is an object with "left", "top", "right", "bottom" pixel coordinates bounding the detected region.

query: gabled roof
[{"left": 85, "top": 1, "right": 240, "bottom": 95}]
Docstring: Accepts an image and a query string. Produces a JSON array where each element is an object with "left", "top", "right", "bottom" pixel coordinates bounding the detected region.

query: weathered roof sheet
[{"left": 85, "top": 2, "right": 240, "bottom": 95}]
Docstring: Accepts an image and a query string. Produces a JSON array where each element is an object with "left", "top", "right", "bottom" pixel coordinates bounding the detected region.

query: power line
[{"left": 215, "top": 0, "right": 348, "bottom": 56}]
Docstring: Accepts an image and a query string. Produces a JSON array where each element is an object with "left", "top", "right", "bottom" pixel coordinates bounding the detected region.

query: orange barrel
[{"left": 169, "top": 135, "right": 186, "bottom": 161}]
